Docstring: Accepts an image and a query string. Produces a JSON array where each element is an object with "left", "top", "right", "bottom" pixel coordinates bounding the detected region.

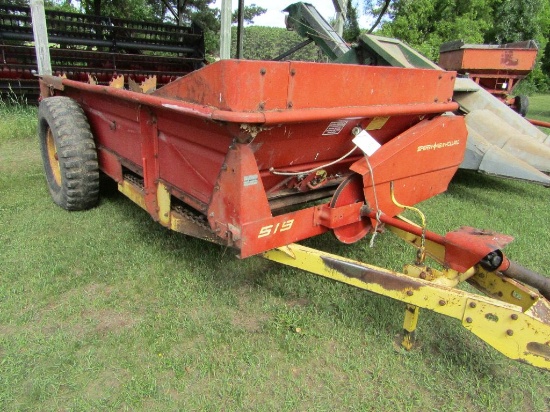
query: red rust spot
[
  {"left": 322, "top": 256, "right": 421, "bottom": 292},
  {"left": 529, "top": 300, "right": 550, "bottom": 323},
  {"left": 526, "top": 342, "right": 550, "bottom": 360}
]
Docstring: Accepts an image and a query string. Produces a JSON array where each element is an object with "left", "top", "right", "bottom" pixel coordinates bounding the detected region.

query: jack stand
[{"left": 401, "top": 304, "right": 420, "bottom": 350}]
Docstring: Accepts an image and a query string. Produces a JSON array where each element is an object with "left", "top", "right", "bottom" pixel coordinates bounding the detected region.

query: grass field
[
  {"left": 1, "top": 95, "right": 549, "bottom": 411},
  {"left": 529, "top": 94, "right": 550, "bottom": 124}
]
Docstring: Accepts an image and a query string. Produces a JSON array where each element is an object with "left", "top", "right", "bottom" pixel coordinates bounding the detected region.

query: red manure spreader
[{"left": 38, "top": 59, "right": 550, "bottom": 371}]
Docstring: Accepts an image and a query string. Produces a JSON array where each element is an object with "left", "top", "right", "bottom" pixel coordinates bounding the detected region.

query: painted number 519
[{"left": 258, "top": 219, "right": 295, "bottom": 238}]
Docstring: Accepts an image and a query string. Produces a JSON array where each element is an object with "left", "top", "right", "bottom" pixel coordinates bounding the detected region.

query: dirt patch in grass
[
  {"left": 84, "top": 368, "right": 130, "bottom": 400},
  {"left": 85, "top": 309, "right": 138, "bottom": 336},
  {"left": 34, "top": 283, "right": 139, "bottom": 338},
  {"left": 286, "top": 297, "right": 310, "bottom": 308},
  {"left": 229, "top": 286, "right": 271, "bottom": 332},
  {"left": 0, "top": 324, "right": 20, "bottom": 339},
  {"left": 230, "top": 309, "right": 268, "bottom": 333}
]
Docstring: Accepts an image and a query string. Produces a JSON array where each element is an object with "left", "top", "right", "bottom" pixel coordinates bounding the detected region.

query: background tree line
[
  {"left": 35, "top": 0, "right": 550, "bottom": 92},
  {"left": 366, "top": 0, "right": 550, "bottom": 92}
]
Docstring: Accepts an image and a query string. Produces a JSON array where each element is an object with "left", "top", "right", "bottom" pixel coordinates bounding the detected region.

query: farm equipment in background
[
  {"left": 284, "top": 2, "right": 550, "bottom": 186},
  {"left": 438, "top": 40, "right": 538, "bottom": 116},
  {"left": 0, "top": 3, "right": 204, "bottom": 102},
  {"left": 38, "top": 54, "right": 550, "bottom": 371}
]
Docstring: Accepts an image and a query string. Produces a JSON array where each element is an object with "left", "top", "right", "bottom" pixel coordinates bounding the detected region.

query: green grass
[
  {"left": 1, "top": 97, "right": 549, "bottom": 411},
  {"left": 528, "top": 94, "right": 550, "bottom": 124},
  {"left": 0, "top": 93, "right": 37, "bottom": 142}
]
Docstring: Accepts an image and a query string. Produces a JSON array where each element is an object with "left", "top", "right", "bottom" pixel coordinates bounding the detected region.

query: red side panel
[{"left": 351, "top": 116, "right": 467, "bottom": 217}]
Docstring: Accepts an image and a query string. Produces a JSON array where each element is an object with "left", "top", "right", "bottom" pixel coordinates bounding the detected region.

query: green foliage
[
  {"left": 486, "top": 0, "right": 546, "bottom": 44},
  {"left": 0, "top": 94, "right": 37, "bottom": 142},
  {"left": 76, "top": 0, "right": 164, "bottom": 21},
  {"left": 376, "top": 0, "right": 492, "bottom": 60},
  {"left": 44, "top": 1, "right": 79, "bottom": 12},
  {"left": 367, "top": 0, "right": 550, "bottom": 92},
  {"left": 230, "top": 26, "right": 327, "bottom": 62},
  {"left": 232, "top": 4, "right": 267, "bottom": 25},
  {"left": 343, "top": 0, "right": 361, "bottom": 42}
]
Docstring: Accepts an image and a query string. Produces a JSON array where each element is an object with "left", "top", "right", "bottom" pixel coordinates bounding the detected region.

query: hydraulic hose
[{"left": 501, "top": 260, "right": 550, "bottom": 301}]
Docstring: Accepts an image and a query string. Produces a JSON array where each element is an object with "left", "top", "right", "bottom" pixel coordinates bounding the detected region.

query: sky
[{"left": 212, "top": 1, "right": 371, "bottom": 29}]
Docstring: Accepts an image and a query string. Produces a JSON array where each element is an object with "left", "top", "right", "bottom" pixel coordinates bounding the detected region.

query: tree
[
  {"left": 370, "top": 0, "right": 493, "bottom": 60},
  {"left": 78, "top": 0, "right": 164, "bottom": 21},
  {"left": 343, "top": 0, "right": 361, "bottom": 42},
  {"left": 362, "top": 0, "right": 550, "bottom": 91},
  {"left": 232, "top": 4, "right": 267, "bottom": 25},
  {"left": 67, "top": 0, "right": 265, "bottom": 56},
  {"left": 486, "top": 0, "right": 546, "bottom": 44}
]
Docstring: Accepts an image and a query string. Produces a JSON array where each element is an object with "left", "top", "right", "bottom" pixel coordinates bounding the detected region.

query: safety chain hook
[{"left": 390, "top": 181, "right": 427, "bottom": 264}]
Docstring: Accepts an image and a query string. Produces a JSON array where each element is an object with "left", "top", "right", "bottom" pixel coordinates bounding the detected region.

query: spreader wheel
[
  {"left": 330, "top": 174, "right": 371, "bottom": 244},
  {"left": 38, "top": 96, "right": 99, "bottom": 211},
  {"left": 514, "top": 95, "right": 529, "bottom": 117}
]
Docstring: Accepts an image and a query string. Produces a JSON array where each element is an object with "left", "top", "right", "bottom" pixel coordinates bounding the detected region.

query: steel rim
[{"left": 46, "top": 128, "right": 62, "bottom": 186}]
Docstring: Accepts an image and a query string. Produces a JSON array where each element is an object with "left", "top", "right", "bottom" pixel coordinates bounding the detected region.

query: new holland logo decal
[{"left": 417, "top": 140, "right": 460, "bottom": 152}]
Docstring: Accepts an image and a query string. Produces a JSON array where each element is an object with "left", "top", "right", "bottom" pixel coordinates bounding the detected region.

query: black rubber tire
[
  {"left": 38, "top": 96, "right": 99, "bottom": 211},
  {"left": 515, "top": 95, "right": 529, "bottom": 117}
]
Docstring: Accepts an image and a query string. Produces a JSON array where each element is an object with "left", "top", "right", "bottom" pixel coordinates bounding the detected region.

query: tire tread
[{"left": 38, "top": 96, "right": 100, "bottom": 211}]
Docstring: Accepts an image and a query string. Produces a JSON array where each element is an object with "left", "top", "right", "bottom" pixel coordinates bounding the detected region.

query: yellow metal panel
[
  {"left": 366, "top": 116, "right": 390, "bottom": 130},
  {"left": 118, "top": 180, "right": 147, "bottom": 210},
  {"left": 263, "top": 243, "right": 550, "bottom": 370},
  {"left": 157, "top": 182, "right": 171, "bottom": 227},
  {"left": 401, "top": 304, "right": 420, "bottom": 350},
  {"left": 463, "top": 298, "right": 550, "bottom": 368},
  {"left": 469, "top": 269, "right": 539, "bottom": 311},
  {"left": 388, "top": 225, "right": 446, "bottom": 264},
  {"left": 263, "top": 243, "right": 513, "bottom": 320}
]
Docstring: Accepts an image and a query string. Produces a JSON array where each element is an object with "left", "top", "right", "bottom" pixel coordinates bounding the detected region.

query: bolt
[
  {"left": 511, "top": 314, "right": 518, "bottom": 320},
  {"left": 434, "top": 97, "right": 439, "bottom": 102},
  {"left": 406, "top": 290, "right": 413, "bottom": 296},
  {"left": 221, "top": 164, "right": 227, "bottom": 171},
  {"left": 209, "top": 212, "right": 214, "bottom": 217},
  {"left": 259, "top": 102, "right": 265, "bottom": 110},
  {"left": 439, "top": 300, "right": 446, "bottom": 306},
  {"left": 469, "top": 302, "right": 477, "bottom": 309},
  {"left": 465, "top": 317, "right": 473, "bottom": 323},
  {"left": 260, "top": 68, "right": 266, "bottom": 75},
  {"left": 351, "top": 127, "right": 362, "bottom": 136},
  {"left": 419, "top": 272, "right": 427, "bottom": 279},
  {"left": 290, "top": 69, "right": 296, "bottom": 76},
  {"left": 506, "top": 329, "right": 514, "bottom": 336},
  {"left": 498, "top": 291, "right": 503, "bottom": 297},
  {"left": 287, "top": 102, "right": 293, "bottom": 108}
]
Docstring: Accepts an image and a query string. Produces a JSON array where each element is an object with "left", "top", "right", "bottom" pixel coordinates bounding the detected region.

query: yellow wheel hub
[{"left": 46, "top": 128, "right": 61, "bottom": 186}]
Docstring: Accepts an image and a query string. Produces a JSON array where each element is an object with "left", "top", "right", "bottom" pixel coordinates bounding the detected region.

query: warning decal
[{"left": 322, "top": 120, "right": 348, "bottom": 135}]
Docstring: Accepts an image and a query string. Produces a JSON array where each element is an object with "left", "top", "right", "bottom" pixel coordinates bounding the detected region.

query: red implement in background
[{"left": 439, "top": 40, "right": 538, "bottom": 115}]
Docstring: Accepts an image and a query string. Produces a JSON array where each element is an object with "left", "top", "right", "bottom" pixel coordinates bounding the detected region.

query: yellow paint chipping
[
  {"left": 263, "top": 243, "right": 550, "bottom": 370},
  {"left": 366, "top": 116, "right": 390, "bottom": 130}
]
